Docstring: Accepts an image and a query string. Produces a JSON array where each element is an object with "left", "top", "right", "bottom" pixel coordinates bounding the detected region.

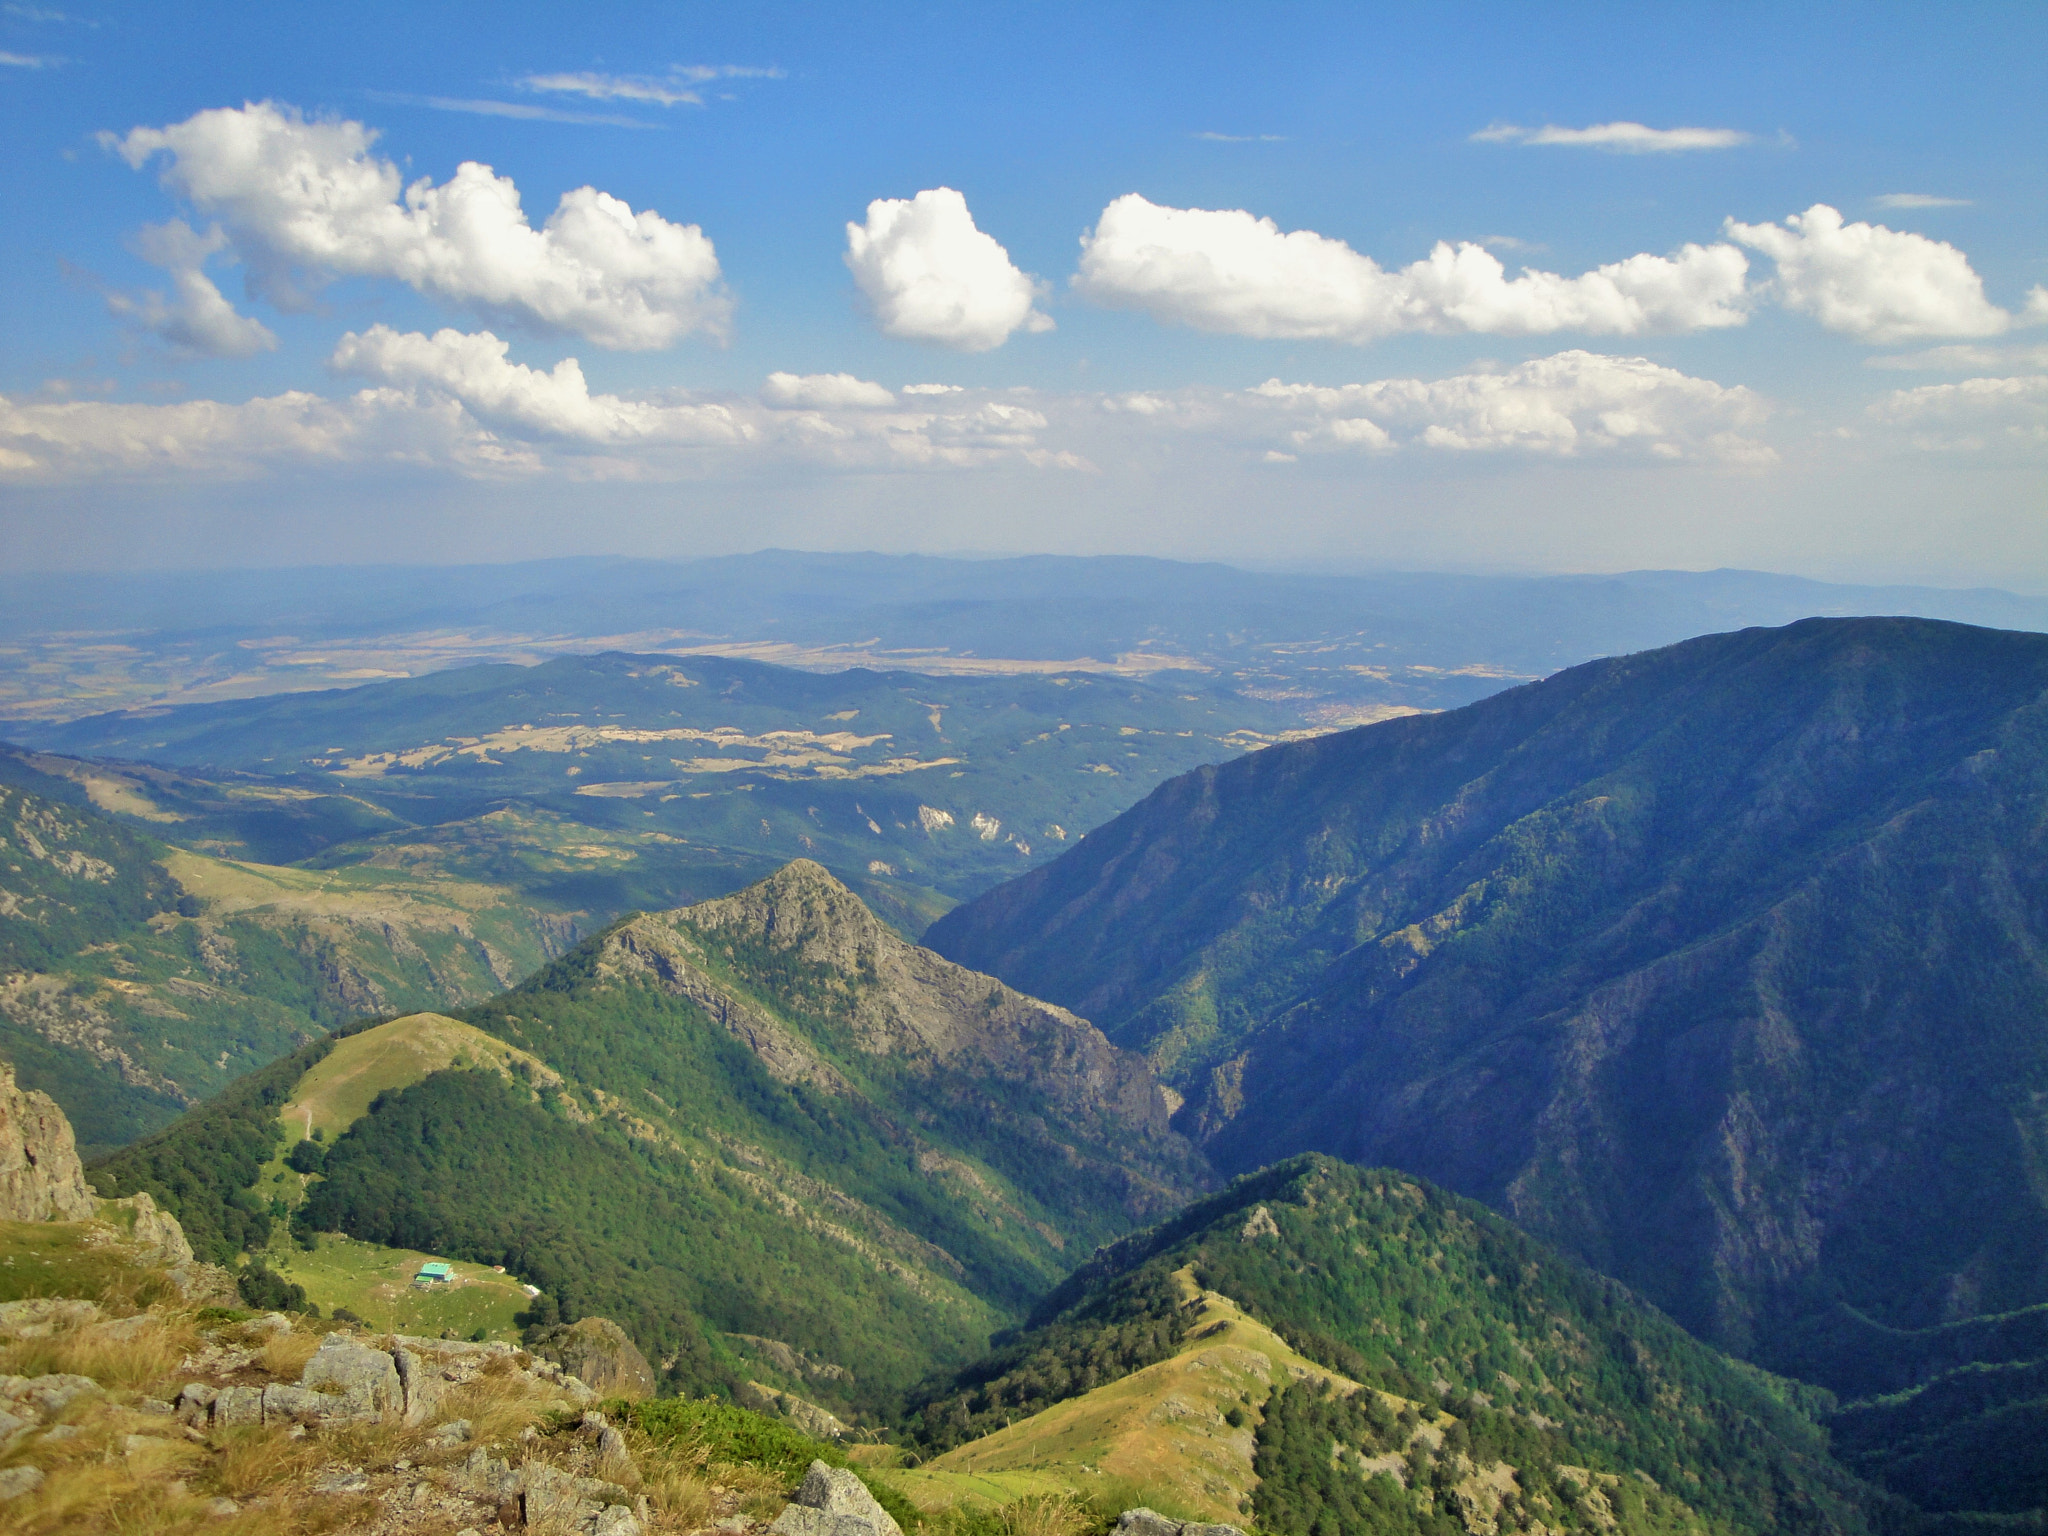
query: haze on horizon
[{"left": 1, "top": 1, "right": 2043, "bottom": 587}]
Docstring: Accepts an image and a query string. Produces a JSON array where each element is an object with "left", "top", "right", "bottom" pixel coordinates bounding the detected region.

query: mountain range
[{"left": 16, "top": 607, "right": 2048, "bottom": 1529}]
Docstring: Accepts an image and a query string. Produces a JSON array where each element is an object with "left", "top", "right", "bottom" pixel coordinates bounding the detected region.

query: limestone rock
[
  {"left": 299, "top": 1334, "right": 403, "bottom": 1420},
  {"left": 107, "top": 1191, "right": 195, "bottom": 1266},
  {"left": 0, "top": 1464, "right": 43, "bottom": 1500},
  {"left": 211, "top": 1385, "right": 263, "bottom": 1426},
  {"left": 260, "top": 1383, "right": 333, "bottom": 1423},
  {"left": 1113, "top": 1512, "right": 1246, "bottom": 1536},
  {"left": 768, "top": 1461, "right": 902, "bottom": 1536},
  {"left": 2, "top": 1372, "right": 101, "bottom": 1419},
  {"left": 0, "top": 1063, "right": 94, "bottom": 1222},
  {"left": 394, "top": 1345, "right": 444, "bottom": 1425},
  {"left": 526, "top": 1317, "right": 656, "bottom": 1400},
  {"left": 0, "top": 1298, "right": 99, "bottom": 1338},
  {"left": 739, "top": 1380, "right": 850, "bottom": 1441}
]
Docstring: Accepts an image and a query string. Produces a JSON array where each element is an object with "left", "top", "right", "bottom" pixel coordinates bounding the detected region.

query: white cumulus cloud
[
  {"left": 1247, "top": 351, "right": 1770, "bottom": 460},
  {"left": 1726, "top": 204, "right": 2016, "bottom": 343},
  {"left": 1073, "top": 194, "right": 1750, "bottom": 342},
  {"left": 761, "top": 372, "right": 896, "bottom": 409},
  {"left": 1472, "top": 121, "right": 1751, "bottom": 152},
  {"left": 844, "top": 187, "right": 1053, "bottom": 351},
  {"left": 104, "top": 219, "right": 278, "bottom": 358},
  {"left": 108, "top": 101, "right": 729, "bottom": 350}
]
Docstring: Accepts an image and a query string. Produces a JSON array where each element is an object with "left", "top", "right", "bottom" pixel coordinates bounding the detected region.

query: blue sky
[{"left": 2, "top": 1, "right": 2044, "bottom": 582}]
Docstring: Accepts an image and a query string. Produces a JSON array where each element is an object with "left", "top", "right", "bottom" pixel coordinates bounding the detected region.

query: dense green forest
[
  {"left": 88, "top": 1024, "right": 358, "bottom": 1261},
  {"left": 298, "top": 1065, "right": 1002, "bottom": 1405},
  {"left": 930, "top": 619, "right": 2048, "bottom": 1525}
]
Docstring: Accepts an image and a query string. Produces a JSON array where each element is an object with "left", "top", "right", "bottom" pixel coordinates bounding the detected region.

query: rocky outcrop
[
  {"left": 738, "top": 1380, "right": 850, "bottom": 1440},
  {"left": 768, "top": 1460, "right": 903, "bottom": 1536},
  {"left": 527, "top": 1317, "right": 656, "bottom": 1400},
  {"left": 176, "top": 1330, "right": 598, "bottom": 1432},
  {"left": 0, "top": 1060, "right": 95, "bottom": 1222},
  {"left": 1115, "top": 1511, "right": 1246, "bottom": 1536},
  {"left": 106, "top": 1190, "right": 194, "bottom": 1265}
]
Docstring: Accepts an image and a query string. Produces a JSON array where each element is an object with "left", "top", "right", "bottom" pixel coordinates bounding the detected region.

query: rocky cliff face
[{"left": 0, "top": 1058, "right": 96, "bottom": 1222}]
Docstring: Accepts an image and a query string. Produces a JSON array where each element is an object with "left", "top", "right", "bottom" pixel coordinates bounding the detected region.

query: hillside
[
  {"left": 929, "top": 619, "right": 2048, "bottom": 1348},
  {"left": 927, "top": 616, "right": 2048, "bottom": 1524},
  {"left": 901, "top": 1156, "right": 1876, "bottom": 1536},
  {"left": 92, "top": 861, "right": 1204, "bottom": 1419},
  {"left": 0, "top": 762, "right": 575, "bottom": 1154}
]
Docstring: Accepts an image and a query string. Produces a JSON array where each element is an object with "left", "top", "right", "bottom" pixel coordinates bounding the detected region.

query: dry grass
[
  {"left": 438, "top": 1357, "right": 560, "bottom": 1445},
  {"left": 998, "top": 1493, "right": 1095, "bottom": 1536},
  {"left": 207, "top": 1424, "right": 327, "bottom": 1501},
  {"left": 258, "top": 1327, "right": 322, "bottom": 1380},
  {"left": 637, "top": 1458, "right": 715, "bottom": 1530},
  {"left": 0, "top": 1310, "right": 198, "bottom": 1394}
]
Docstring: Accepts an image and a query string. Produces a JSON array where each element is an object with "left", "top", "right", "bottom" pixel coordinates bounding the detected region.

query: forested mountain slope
[
  {"left": 94, "top": 860, "right": 1202, "bottom": 1416},
  {"left": 903, "top": 1156, "right": 1879, "bottom": 1536},
  {"left": 0, "top": 758, "right": 573, "bottom": 1153},
  {"left": 927, "top": 618, "right": 2048, "bottom": 1385}
]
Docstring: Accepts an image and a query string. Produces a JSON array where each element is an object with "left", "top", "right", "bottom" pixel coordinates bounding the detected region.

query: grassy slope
[
  {"left": 276, "top": 1011, "right": 552, "bottom": 1140},
  {"left": 268, "top": 1233, "right": 532, "bottom": 1339},
  {"left": 904, "top": 1267, "right": 1352, "bottom": 1525}
]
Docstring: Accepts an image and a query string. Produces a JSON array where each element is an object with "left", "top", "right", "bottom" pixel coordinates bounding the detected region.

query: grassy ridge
[{"left": 908, "top": 1155, "right": 1880, "bottom": 1536}]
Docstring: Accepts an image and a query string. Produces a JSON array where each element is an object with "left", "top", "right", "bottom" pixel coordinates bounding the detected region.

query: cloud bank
[
  {"left": 1074, "top": 194, "right": 1750, "bottom": 341},
  {"left": 109, "top": 101, "right": 730, "bottom": 350},
  {"left": 2, "top": 344, "right": 1778, "bottom": 483},
  {"left": 1869, "top": 375, "right": 2048, "bottom": 450},
  {"left": 1245, "top": 351, "right": 1770, "bottom": 460},
  {"left": 844, "top": 188, "right": 1054, "bottom": 351}
]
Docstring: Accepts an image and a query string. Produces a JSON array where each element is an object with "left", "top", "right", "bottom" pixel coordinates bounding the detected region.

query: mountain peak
[{"left": 674, "top": 858, "right": 890, "bottom": 974}]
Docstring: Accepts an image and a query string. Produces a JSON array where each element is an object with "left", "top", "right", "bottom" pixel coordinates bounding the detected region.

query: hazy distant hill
[
  {"left": 8, "top": 552, "right": 2048, "bottom": 727},
  {"left": 93, "top": 861, "right": 1202, "bottom": 1415},
  {"left": 929, "top": 618, "right": 2048, "bottom": 1391},
  {"left": 23, "top": 652, "right": 1315, "bottom": 925}
]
